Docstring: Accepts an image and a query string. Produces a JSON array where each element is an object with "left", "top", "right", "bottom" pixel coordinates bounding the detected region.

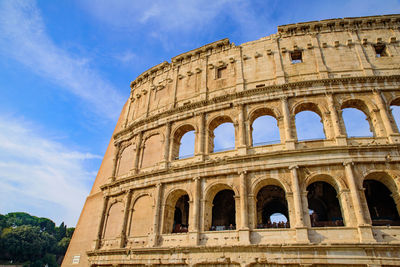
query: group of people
[
  {"left": 172, "top": 223, "right": 188, "bottom": 233},
  {"left": 257, "top": 221, "right": 290, "bottom": 229},
  {"left": 209, "top": 224, "right": 236, "bottom": 231}
]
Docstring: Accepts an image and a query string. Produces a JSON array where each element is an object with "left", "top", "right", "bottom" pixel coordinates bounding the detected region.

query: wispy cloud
[
  {"left": 0, "top": 1, "right": 125, "bottom": 120},
  {"left": 0, "top": 115, "right": 99, "bottom": 226}
]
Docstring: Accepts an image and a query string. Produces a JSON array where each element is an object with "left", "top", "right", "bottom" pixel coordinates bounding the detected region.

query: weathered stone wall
[{"left": 63, "top": 14, "right": 400, "bottom": 267}]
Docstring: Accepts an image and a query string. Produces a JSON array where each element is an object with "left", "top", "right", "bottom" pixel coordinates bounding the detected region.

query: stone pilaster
[
  {"left": 326, "top": 93, "right": 347, "bottom": 145},
  {"left": 189, "top": 177, "right": 201, "bottom": 245},
  {"left": 149, "top": 183, "right": 163, "bottom": 247},
  {"left": 289, "top": 165, "right": 309, "bottom": 243},
  {"left": 343, "top": 161, "right": 375, "bottom": 242},
  {"left": 282, "top": 97, "right": 295, "bottom": 149},
  {"left": 374, "top": 89, "right": 399, "bottom": 143}
]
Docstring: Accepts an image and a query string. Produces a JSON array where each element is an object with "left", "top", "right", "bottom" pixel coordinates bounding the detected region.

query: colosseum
[{"left": 63, "top": 14, "right": 400, "bottom": 267}]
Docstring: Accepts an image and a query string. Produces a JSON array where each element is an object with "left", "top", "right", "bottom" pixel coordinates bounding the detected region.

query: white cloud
[
  {"left": 0, "top": 0, "right": 125, "bottom": 120},
  {"left": 0, "top": 115, "right": 98, "bottom": 226},
  {"left": 114, "top": 50, "right": 137, "bottom": 64}
]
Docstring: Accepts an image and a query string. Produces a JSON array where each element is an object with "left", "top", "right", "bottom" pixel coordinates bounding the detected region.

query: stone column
[
  {"left": 289, "top": 165, "right": 309, "bottom": 243},
  {"left": 110, "top": 143, "right": 121, "bottom": 181},
  {"left": 195, "top": 113, "right": 206, "bottom": 160},
  {"left": 351, "top": 31, "right": 374, "bottom": 76},
  {"left": 120, "top": 190, "right": 132, "bottom": 248},
  {"left": 238, "top": 170, "right": 251, "bottom": 244},
  {"left": 161, "top": 122, "right": 171, "bottom": 168},
  {"left": 189, "top": 177, "right": 201, "bottom": 245},
  {"left": 150, "top": 183, "right": 162, "bottom": 247},
  {"left": 343, "top": 161, "right": 375, "bottom": 242},
  {"left": 374, "top": 90, "right": 398, "bottom": 143},
  {"left": 237, "top": 104, "right": 247, "bottom": 155},
  {"left": 310, "top": 33, "right": 329, "bottom": 79},
  {"left": 133, "top": 132, "right": 143, "bottom": 174},
  {"left": 326, "top": 93, "right": 347, "bottom": 145},
  {"left": 95, "top": 196, "right": 109, "bottom": 249},
  {"left": 282, "top": 97, "right": 295, "bottom": 149},
  {"left": 235, "top": 47, "right": 245, "bottom": 91},
  {"left": 272, "top": 38, "right": 286, "bottom": 84}
]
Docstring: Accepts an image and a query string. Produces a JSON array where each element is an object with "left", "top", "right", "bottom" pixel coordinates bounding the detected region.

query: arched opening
[
  {"left": 171, "top": 124, "right": 196, "bottom": 160},
  {"left": 295, "top": 111, "right": 325, "bottom": 141},
  {"left": 342, "top": 108, "right": 373, "bottom": 137},
  {"left": 341, "top": 99, "right": 375, "bottom": 137},
  {"left": 363, "top": 180, "right": 400, "bottom": 226},
  {"left": 307, "top": 182, "right": 344, "bottom": 227},
  {"left": 172, "top": 194, "right": 189, "bottom": 233},
  {"left": 251, "top": 115, "right": 280, "bottom": 146},
  {"left": 390, "top": 98, "right": 400, "bottom": 132},
  {"left": 210, "top": 189, "right": 236, "bottom": 230},
  {"left": 211, "top": 120, "right": 235, "bottom": 153},
  {"left": 256, "top": 185, "right": 289, "bottom": 229}
]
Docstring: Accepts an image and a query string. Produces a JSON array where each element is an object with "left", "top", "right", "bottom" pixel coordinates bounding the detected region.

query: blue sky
[{"left": 1, "top": 0, "right": 400, "bottom": 227}]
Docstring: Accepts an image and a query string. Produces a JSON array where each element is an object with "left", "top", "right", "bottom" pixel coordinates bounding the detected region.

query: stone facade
[{"left": 63, "top": 15, "right": 400, "bottom": 267}]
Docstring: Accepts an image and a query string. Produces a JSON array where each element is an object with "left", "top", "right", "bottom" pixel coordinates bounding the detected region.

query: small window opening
[
  {"left": 290, "top": 50, "right": 302, "bottom": 64},
  {"left": 217, "top": 66, "right": 227, "bottom": 79},
  {"left": 374, "top": 44, "right": 387, "bottom": 57}
]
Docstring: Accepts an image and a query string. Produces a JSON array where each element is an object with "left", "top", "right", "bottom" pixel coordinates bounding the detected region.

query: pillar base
[
  {"left": 195, "top": 153, "right": 206, "bottom": 162},
  {"left": 295, "top": 227, "right": 309, "bottom": 243},
  {"left": 239, "top": 228, "right": 251, "bottom": 245},
  {"left": 159, "top": 160, "right": 169, "bottom": 169},
  {"left": 388, "top": 133, "right": 400, "bottom": 144},
  {"left": 285, "top": 140, "right": 296, "bottom": 150},
  {"left": 148, "top": 234, "right": 159, "bottom": 247},
  {"left": 189, "top": 231, "right": 200, "bottom": 246},
  {"left": 358, "top": 225, "right": 376, "bottom": 243},
  {"left": 335, "top": 136, "right": 347, "bottom": 146},
  {"left": 237, "top": 146, "right": 248, "bottom": 156}
]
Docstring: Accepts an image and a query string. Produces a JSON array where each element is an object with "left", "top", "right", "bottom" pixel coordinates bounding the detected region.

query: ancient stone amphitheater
[{"left": 63, "top": 15, "right": 400, "bottom": 267}]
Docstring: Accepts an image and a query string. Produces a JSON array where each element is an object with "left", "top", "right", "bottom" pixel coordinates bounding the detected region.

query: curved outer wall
[{"left": 64, "top": 15, "right": 400, "bottom": 267}]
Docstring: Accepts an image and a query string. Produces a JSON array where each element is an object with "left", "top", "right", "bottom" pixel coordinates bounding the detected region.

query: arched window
[
  {"left": 363, "top": 180, "right": 400, "bottom": 226},
  {"left": 212, "top": 122, "right": 235, "bottom": 152},
  {"left": 307, "top": 182, "right": 344, "bottom": 227},
  {"left": 171, "top": 125, "right": 195, "bottom": 160},
  {"left": 252, "top": 115, "right": 280, "bottom": 146},
  {"left": 342, "top": 108, "right": 373, "bottom": 137},
  {"left": 172, "top": 194, "right": 189, "bottom": 233},
  {"left": 178, "top": 131, "right": 195, "bottom": 159},
  {"left": 390, "top": 98, "right": 400, "bottom": 132},
  {"left": 256, "top": 185, "right": 289, "bottom": 229},
  {"left": 141, "top": 134, "right": 163, "bottom": 168},
  {"left": 211, "top": 189, "right": 236, "bottom": 230},
  {"left": 295, "top": 111, "right": 325, "bottom": 141}
]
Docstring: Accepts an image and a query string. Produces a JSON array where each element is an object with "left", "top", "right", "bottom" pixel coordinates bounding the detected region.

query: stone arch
[
  {"left": 306, "top": 178, "right": 345, "bottom": 227},
  {"left": 362, "top": 171, "right": 400, "bottom": 224},
  {"left": 203, "top": 182, "right": 238, "bottom": 231},
  {"left": 340, "top": 98, "right": 376, "bottom": 137},
  {"left": 292, "top": 101, "right": 328, "bottom": 140},
  {"left": 207, "top": 115, "right": 236, "bottom": 153},
  {"left": 103, "top": 200, "right": 125, "bottom": 239},
  {"left": 162, "top": 188, "right": 191, "bottom": 233},
  {"left": 248, "top": 107, "right": 283, "bottom": 146},
  {"left": 140, "top": 131, "right": 165, "bottom": 168},
  {"left": 116, "top": 141, "right": 136, "bottom": 176},
  {"left": 251, "top": 176, "right": 290, "bottom": 196},
  {"left": 127, "top": 194, "right": 153, "bottom": 237},
  {"left": 389, "top": 96, "right": 400, "bottom": 133},
  {"left": 253, "top": 181, "right": 290, "bottom": 228},
  {"left": 171, "top": 123, "right": 197, "bottom": 160},
  {"left": 303, "top": 173, "right": 346, "bottom": 193}
]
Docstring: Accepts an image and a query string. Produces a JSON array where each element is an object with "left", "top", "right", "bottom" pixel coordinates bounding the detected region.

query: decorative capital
[
  {"left": 288, "top": 165, "right": 299, "bottom": 170},
  {"left": 238, "top": 170, "right": 247, "bottom": 175},
  {"left": 343, "top": 160, "right": 354, "bottom": 166}
]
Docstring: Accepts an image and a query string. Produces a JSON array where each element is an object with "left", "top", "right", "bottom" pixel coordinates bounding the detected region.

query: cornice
[
  {"left": 115, "top": 75, "right": 400, "bottom": 140},
  {"left": 277, "top": 14, "right": 400, "bottom": 36}
]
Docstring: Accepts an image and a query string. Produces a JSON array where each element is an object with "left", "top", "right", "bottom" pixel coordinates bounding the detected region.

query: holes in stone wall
[
  {"left": 374, "top": 43, "right": 388, "bottom": 57},
  {"left": 290, "top": 50, "right": 303, "bottom": 64}
]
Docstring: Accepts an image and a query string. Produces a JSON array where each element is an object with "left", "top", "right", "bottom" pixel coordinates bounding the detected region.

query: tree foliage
[{"left": 0, "top": 212, "right": 74, "bottom": 266}]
